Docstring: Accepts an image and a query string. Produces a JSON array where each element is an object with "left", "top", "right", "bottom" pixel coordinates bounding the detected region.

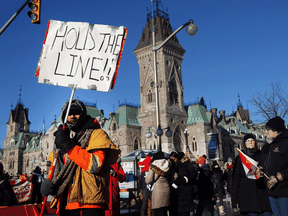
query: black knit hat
[
  {"left": 266, "top": 116, "right": 285, "bottom": 132},
  {"left": 243, "top": 134, "right": 256, "bottom": 143}
]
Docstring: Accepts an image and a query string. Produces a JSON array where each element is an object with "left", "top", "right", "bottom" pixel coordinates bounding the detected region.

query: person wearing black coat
[
  {"left": 223, "top": 157, "right": 238, "bottom": 213},
  {"left": 211, "top": 161, "right": 226, "bottom": 215},
  {"left": 138, "top": 171, "right": 151, "bottom": 216},
  {"left": 171, "top": 152, "right": 198, "bottom": 216},
  {"left": 232, "top": 134, "right": 272, "bottom": 216},
  {"left": 258, "top": 116, "right": 288, "bottom": 216},
  {"left": 195, "top": 157, "right": 215, "bottom": 216},
  {"left": 223, "top": 157, "right": 234, "bottom": 194},
  {"left": 169, "top": 151, "right": 179, "bottom": 216},
  {"left": 0, "top": 163, "right": 18, "bottom": 206}
]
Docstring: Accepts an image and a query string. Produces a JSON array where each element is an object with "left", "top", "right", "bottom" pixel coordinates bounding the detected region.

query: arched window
[
  {"left": 148, "top": 90, "right": 153, "bottom": 103},
  {"left": 192, "top": 137, "right": 197, "bottom": 152},
  {"left": 26, "top": 158, "right": 29, "bottom": 167},
  {"left": 134, "top": 138, "right": 140, "bottom": 150},
  {"left": 10, "top": 138, "right": 15, "bottom": 147},
  {"left": 113, "top": 123, "right": 117, "bottom": 131}
]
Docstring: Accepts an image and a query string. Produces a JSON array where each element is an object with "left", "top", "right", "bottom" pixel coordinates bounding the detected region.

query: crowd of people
[
  {"left": 0, "top": 99, "right": 288, "bottom": 216},
  {"left": 138, "top": 116, "right": 288, "bottom": 216}
]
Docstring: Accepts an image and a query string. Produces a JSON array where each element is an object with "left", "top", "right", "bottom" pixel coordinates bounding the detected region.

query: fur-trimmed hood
[
  {"left": 150, "top": 159, "right": 169, "bottom": 176},
  {"left": 180, "top": 156, "right": 189, "bottom": 163}
]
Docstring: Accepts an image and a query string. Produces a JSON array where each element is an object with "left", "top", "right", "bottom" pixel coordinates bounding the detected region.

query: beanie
[
  {"left": 266, "top": 116, "right": 285, "bottom": 132},
  {"left": 196, "top": 156, "right": 206, "bottom": 166},
  {"left": 227, "top": 157, "right": 233, "bottom": 162},
  {"left": 243, "top": 134, "right": 256, "bottom": 143}
]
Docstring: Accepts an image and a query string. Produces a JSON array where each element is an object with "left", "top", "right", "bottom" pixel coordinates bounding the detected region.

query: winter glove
[
  {"left": 174, "top": 176, "right": 187, "bottom": 187},
  {"left": 172, "top": 183, "right": 178, "bottom": 189},
  {"left": 40, "top": 179, "right": 55, "bottom": 196},
  {"left": 267, "top": 175, "right": 278, "bottom": 190},
  {"left": 53, "top": 125, "right": 76, "bottom": 154},
  {"left": 276, "top": 172, "right": 284, "bottom": 182},
  {"left": 255, "top": 166, "right": 264, "bottom": 178},
  {"left": 110, "top": 168, "right": 117, "bottom": 177}
]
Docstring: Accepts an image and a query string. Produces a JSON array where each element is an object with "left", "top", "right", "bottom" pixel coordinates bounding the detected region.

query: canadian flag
[{"left": 237, "top": 148, "right": 259, "bottom": 180}]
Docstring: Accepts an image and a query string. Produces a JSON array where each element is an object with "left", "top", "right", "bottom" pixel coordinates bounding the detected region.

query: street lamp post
[
  {"left": 150, "top": 0, "right": 198, "bottom": 152},
  {"left": 184, "top": 128, "right": 189, "bottom": 150}
]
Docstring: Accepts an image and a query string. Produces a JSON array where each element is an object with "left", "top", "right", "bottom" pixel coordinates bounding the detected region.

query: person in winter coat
[
  {"left": 195, "top": 156, "right": 215, "bottom": 216},
  {"left": 223, "top": 157, "right": 238, "bottom": 213},
  {"left": 171, "top": 152, "right": 198, "bottom": 216},
  {"left": 232, "top": 134, "right": 272, "bottom": 216},
  {"left": 211, "top": 161, "right": 226, "bottom": 215},
  {"left": 30, "top": 166, "right": 43, "bottom": 204},
  {"left": 0, "top": 163, "right": 18, "bottom": 206},
  {"left": 258, "top": 116, "right": 288, "bottom": 216},
  {"left": 168, "top": 151, "right": 179, "bottom": 216},
  {"left": 138, "top": 153, "right": 153, "bottom": 216},
  {"left": 223, "top": 157, "right": 234, "bottom": 195},
  {"left": 105, "top": 160, "right": 126, "bottom": 216},
  {"left": 40, "top": 99, "right": 120, "bottom": 216},
  {"left": 145, "top": 151, "right": 177, "bottom": 216}
]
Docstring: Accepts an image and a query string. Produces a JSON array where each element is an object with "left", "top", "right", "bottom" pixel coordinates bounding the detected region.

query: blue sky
[{"left": 1, "top": 0, "right": 288, "bottom": 149}]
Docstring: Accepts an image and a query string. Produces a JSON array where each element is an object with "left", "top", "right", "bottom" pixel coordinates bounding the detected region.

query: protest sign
[
  {"left": 35, "top": 20, "right": 127, "bottom": 92},
  {"left": 9, "top": 178, "right": 32, "bottom": 203}
]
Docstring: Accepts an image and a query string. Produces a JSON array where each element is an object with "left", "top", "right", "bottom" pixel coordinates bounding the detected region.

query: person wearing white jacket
[{"left": 145, "top": 151, "right": 177, "bottom": 216}]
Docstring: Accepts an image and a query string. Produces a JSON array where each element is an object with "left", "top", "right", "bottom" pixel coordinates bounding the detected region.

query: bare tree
[{"left": 250, "top": 82, "right": 288, "bottom": 121}]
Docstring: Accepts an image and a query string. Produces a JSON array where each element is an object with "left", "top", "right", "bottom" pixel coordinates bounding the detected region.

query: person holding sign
[
  {"left": 232, "top": 134, "right": 272, "bottom": 216},
  {"left": 40, "top": 99, "right": 120, "bottom": 216}
]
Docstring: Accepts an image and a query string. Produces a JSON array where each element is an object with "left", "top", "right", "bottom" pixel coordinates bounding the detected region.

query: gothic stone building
[{"left": 1, "top": 4, "right": 266, "bottom": 175}]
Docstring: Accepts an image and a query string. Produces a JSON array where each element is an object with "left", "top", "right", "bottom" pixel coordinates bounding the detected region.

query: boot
[{"left": 219, "top": 206, "right": 226, "bottom": 215}]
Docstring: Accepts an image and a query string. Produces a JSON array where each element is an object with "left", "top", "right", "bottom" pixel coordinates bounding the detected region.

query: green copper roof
[
  {"left": 186, "top": 104, "right": 211, "bottom": 125},
  {"left": 86, "top": 106, "right": 104, "bottom": 119},
  {"left": 115, "top": 106, "right": 141, "bottom": 127},
  {"left": 219, "top": 116, "right": 251, "bottom": 134},
  {"left": 102, "top": 119, "right": 111, "bottom": 129}
]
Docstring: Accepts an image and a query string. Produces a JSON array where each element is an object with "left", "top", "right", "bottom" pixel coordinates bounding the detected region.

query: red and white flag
[
  {"left": 237, "top": 148, "right": 259, "bottom": 180},
  {"left": 9, "top": 177, "right": 32, "bottom": 203}
]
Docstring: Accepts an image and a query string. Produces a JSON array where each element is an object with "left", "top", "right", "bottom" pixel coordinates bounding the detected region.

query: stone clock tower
[{"left": 134, "top": 1, "right": 188, "bottom": 152}]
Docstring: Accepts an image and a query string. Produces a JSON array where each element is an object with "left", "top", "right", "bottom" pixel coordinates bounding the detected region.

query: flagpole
[{"left": 237, "top": 148, "right": 269, "bottom": 179}]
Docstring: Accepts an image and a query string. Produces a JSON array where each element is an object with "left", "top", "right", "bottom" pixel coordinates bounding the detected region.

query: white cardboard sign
[{"left": 36, "top": 20, "right": 127, "bottom": 92}]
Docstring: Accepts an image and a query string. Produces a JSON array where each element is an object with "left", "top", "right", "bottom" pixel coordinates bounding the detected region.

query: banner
[
  {"left": 36, "top": 20, "right": 128, "bottom": 92},
  {"left": 237, "top": 148, "right": 259, "bottom": 180},
  {"left": 9, "top": 178, "right": 32, "bottom": 203}
]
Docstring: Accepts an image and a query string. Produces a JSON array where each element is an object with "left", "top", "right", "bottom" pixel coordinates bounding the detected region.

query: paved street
[
  {"left": 45, "top": 194, "right": 244, "bottom": 216},
  {"left": 120, "top": 195, "right": 244, "bottom": 216}
]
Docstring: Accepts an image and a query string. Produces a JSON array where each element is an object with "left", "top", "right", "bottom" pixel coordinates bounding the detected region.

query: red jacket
[
  {"left": 105, "top": 162, "right": 126, "bottom": 216},
  {"left": 138, "top": 156, "right": 152, "bottom": 172}
]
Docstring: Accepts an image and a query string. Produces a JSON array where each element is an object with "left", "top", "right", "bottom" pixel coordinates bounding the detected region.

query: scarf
[
  {"left": 227, "top": 163, "right": 234, "bottom": 169},
  {"left": 51, "top": 129, "right": 93, "bottom": 197}
]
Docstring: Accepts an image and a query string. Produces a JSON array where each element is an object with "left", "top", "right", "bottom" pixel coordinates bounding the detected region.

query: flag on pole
[{"left": 237, "top": 148, "right": 259, "bottom": 180}]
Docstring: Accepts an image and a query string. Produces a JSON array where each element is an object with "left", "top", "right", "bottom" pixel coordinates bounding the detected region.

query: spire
[
  {"left": 134, "top": 0, "right": 184, "bottom": 52},
  {"left": 42, "top": 118, "right": 45, "bottom": 135},
  {"left": 237, "top": 93, "right": 243, "bottom": 108},
  {"left": 17, "top": 85, "right": 22, "bottom": 105},
  {"left": 147, "top": 0, "right": 169, "bottom": 21}
]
